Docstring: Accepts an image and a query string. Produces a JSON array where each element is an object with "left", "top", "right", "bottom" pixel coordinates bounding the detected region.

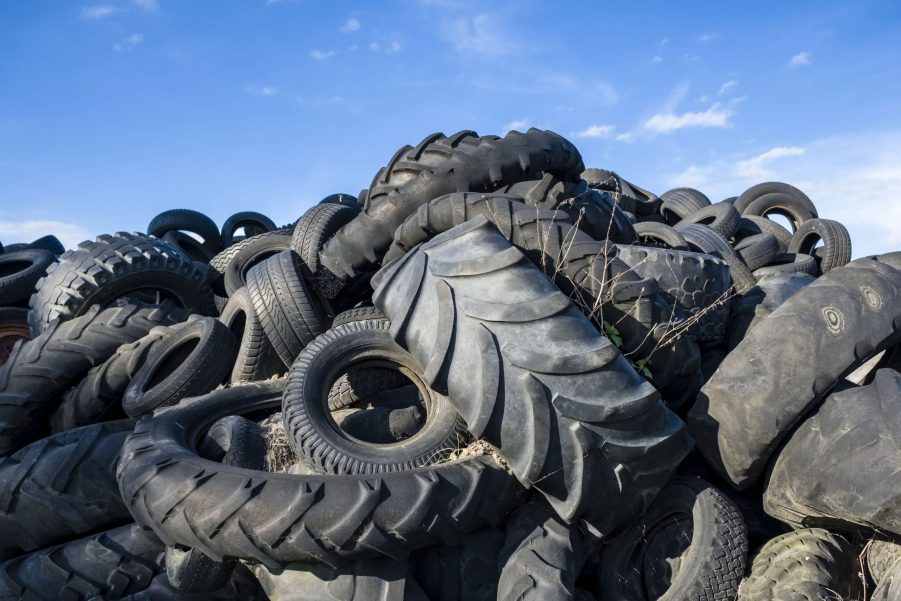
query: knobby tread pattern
[
  {"left": 319, "top": 128, "right": 584, "bottom": 285},
  {"left": 246, "top": 250, "right": 327, "bottom": 366},
  {"left": 497, "top": 501, "right": 586, "bottom": 601},
  {"left": 0, "top": 421, "right": 134, "bottom": 561},
  {"left": 27, "top": 232, "right": 215, "bottom": 336},
  {"left": 254, "top": 555, "right": 414, "bottom": 601},
  {"left": 0, "top": 523, "right": 166, "bottom": 600},
  {"left": 738, "top": 528, "right": 862, "bottom": 601},
  {"left": 411, "top": 527, "right": 504, "bottom": 601},
  {"left": 0, "top": 302, "right": 185, "bottom": 455},
  {"left": 327, "top": 366, "right": 408, "bottom": 411},
  {"left": 116, "top": 380, "right": 524, "bottom": 569},
  {"left": 373, "top": 218, "right": 692, "bottom": 535}
]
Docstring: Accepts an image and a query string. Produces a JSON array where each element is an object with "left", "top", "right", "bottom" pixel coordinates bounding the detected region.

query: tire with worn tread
[
  {"left": 734, "top": 233, "right": 779, "bottom": 271},
  {"left": 632, "top": 222, "right": 690, "bottom": 250},
  {"left": 787, "top": 217, "right": 852, "bottom": 274},
  {"left": 221, "top": 212, "right": 277, "bottom": 247},
  {"left": 0, "top": 249, "right": 55, "bottom": 306},
  {"left": 752, "top": 252, "right": 817, "bottom": 277},
  {"left": 660, "top": 189, "right": 711, "bottom": 225},
  {"left": 148, "top": 209, "right": 223, "bottom": 253},
  {"left": 218, "top": 287, "right": 284, "bottom": 384},
  {"left": 868, "top": 541, "right": 901, "bottom": 585},
  {"left": 676, "top": 202, "right": 740, "bottom": 238},
  {"left": 741, "top": 193, "right": 818, "bottom": 232},
  {"left": 674, "top": 223, "right": 757, "bottom": 293}
]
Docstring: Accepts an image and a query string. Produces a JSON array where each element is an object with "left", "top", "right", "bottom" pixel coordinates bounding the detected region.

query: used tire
[
  {"left": 736, "top": 215, "right": 793, "bottom": 252},
  {"left": 764, "top": 368, "right": 901, "bottom": 535},
  {"left": 27, "top": 232, "right": 215, "bottom": 336},
  {"left": 0, "top": 249, "right": 55, "bottom": 307},
  {"left": 660, "top": 188, "right": 711, "bottom": 225},
  {"left": 676, "top": 202, "right": 740, "bottom": 238},
  {"left": 738, "top": 528, "right": 862, "bottom": 601},
  {"left": 688, "top": 256, "right": 901, "bottom": 488},
  {"left": 741, "top": 192, "right": 818, "bottom": 232},
  {"left": 598, "top": 477, "right": 748, "bottom": 601},
  {"left": 115, "top": 380, "right": 524, "bottom": 568},
  {"left": 725, "top": 272, "right": 815, "bottom": 350},
  {"left": 373, "top": 217, "right": 692, "bottom": 535},
  {"left": 160, "top": 230, "right": 216, "bottom": 264},
  {"left": 752, "top": 252, "right": 817, "bottom": 277},
  {"left": 675, "top": 223, "right": 757, "bottom": 293},
  {"left": 246, "top": 250, "right": 328, "bottom": 366},
  {"left": 872, "top": 562, "right": 901, "bottom": 601},
  {"left": 221, "top": 229, "right": 294, "bottom": 296},
  {"left": 787, "top": 217, "right": 852, "bottom": 274},
  {"left": 734, "top": 181, "right": 815, "bottom": 215},
  {"left": 27, "top": 235, "right": 66, "bottom": 256},
  {"left": 291, "top": 202, "right": 359, "bottom": 286},
  {"left": 869, "top": 541, "right": 901, "bottom": 585},
  {"left": 221, "top": 211, "right": 277, "bottom": 247},
  {"left": 0, "top": 307, "right": 29, "bottom": 366},
  {"left": 148, "top": 208, "right": 223, "bottom": 254},
  {"left": 123, "top": 315, "right": 237, "bottom": 418},
  {"left": 218, "top": 286, "right": 284, "bottom": 384},
  {"left": 0, "top": 421, "right": 134, "bottom": 560},
  {"left": 632, "top": 222, "right": 690, "bottom": 250},
  {"left": 734, "top": 233, "right": 780, "bottom": 271},
  {"left": 0, "top": 302, "right": 185, "bottom": 455}
]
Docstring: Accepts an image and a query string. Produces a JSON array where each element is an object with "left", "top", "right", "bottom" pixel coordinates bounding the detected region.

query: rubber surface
[
  {"left": 0, "top": 249, "right": 55, "bottom": 307},
  {"left": 148, "top": 209, "right": 223, "bottom": 253},
  {"left": 221, "top": 211, "right": 277, "bottom": 247},
  {"left": 787, "top": 217, "right": 852, "bottom": 274},
  {"left": 218, "top": 286, "right": 284, "bottom": 383}
]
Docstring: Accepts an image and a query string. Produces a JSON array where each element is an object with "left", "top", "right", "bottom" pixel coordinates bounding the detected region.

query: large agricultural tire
[
  {"left": 597, "top": 477, "right": 748, "bottom": 601},
  {"left": 688, "top": 255, "right": 901, "bottom": 489},
  {"left": 868, "top": 541, "right": 901, "bottom": 585},
  {"left": 872, "top": 563, "right": 901, "bottom": 601},
  {"left": 0, "top": 302, "right": 185, "bottom": 455},
  {"left": 318, "top": 128, "right": 584, "bottom": 289},
  {"left": 763, "top": 368, "right": 901, "bottom": 535},
  {"left": 148, "top": 208, "right": 223, "bottom": 254},
  {"left": 372, "top": 218, "right": 692, "bottom": 535},
  {"left": 27, "top": 232, "right": 214, "bottom": 336},
  {"left": 0, "top": 421, "right": 134, "bottom": 560},
  {"left": 283, "top": 319, "right": 468, "bottom": 475},
  {"left": 725, "top": 272, "right": 816, "bottom": 351},
  {"left": 246, "top": 250, "right": 328, "bottom": 366},
  {"left": 115, "top": 380, "right": 524, "bottom": 568},
  {"left": 0, "top": 249, "right": 55, "bottom": 307},
  {"left": 412, "top": 527, "right": 504, "bottom": 601},
  {"left": 218, "top": 286, "right": 285, "bottom": 384},
  {"left": 0, "top": 307, "right": 29, "bottom": 366},
  {"left": 737, "top": 528, "right": 862, "bottom": 601}
]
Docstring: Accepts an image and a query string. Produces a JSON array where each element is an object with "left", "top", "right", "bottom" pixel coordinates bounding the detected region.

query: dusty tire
[
  {"left": 218, "top": 287, "right": 284, "bottom": 384},
  {"left": 688, "top": 256, "right": 901, "bottom": 488},
  {"left": 0, "top": 249, "right": 55, "bottom": 307},
  {"left": 752, "top": 252, "right": 817, "bottom": 277},
  {"left": 115, "top": 380, "right": 524, "bottom": 568},
  {"left": 725, "top": 272, "right": 815, "bottom": 351},
  {"left": 148, "top": 208, "right": 223, "bottom": 253},
  {"left": 764, "top": 368, "right": 901, "bottom": 535},
  {"left": 221, "top": 211, "right": 277, "bottom": 247},
  {"left": 734, "top": 233, "right": 780, "bottom": 271},
  {"left": 741, "top": 193, "right": 818, "bottom": 232},
  {"left": 284, "top": 319, "right": 468, "bottom": 475},
  {"left": 738, "top": 528, "right": 862, "bottom": 601},
  {"left": 736, "top": 216, "right": 793, "bottom": 253},
  {"left": 660, "top": 188, "right": 711, "bottom": 224},
  {"left": 676, "top": 202, "right": 740, "bottom": 238},
  {"left": 291, "top": 203, "right": 359, "bottom": 284},
  {"left": 373, "top": 217, "right": 692, "bottom": 535},
  {"left": 734, "top": 181, "right": 815, "bottom": 214},
  {"left": 675, "top": 223, "right": 757, "bottom": 293},
  {"left": 0, "top": 421, "right": 134, "bottom": 560},
  {"left": 598, "top": 477, "right": 748, "bottom": 601},
  {"left": 868, "top": 541, "right": 901, "bottom": 585},
  {"left": 872, "top": 563, "right": 901, "bottom": 601},
  {"left": 221, "top": 230, "right": 293, "bottom": 296},
  {"left": 0, "top": 307, "right": 29, "bottom": 366},
  {"left": 632, "top": 222, "right": 690, "bottom": 250},
  {"left": 246, "top": 250, "right": 328, "bottom": 366},
  {"left": 27, "top": 232, "right": 215, "bottom": 336},
  {"left": 123, "top": 315, "right": 237, "bottom": 418},
  {"left": 787, "top": 218, "right": 852, "bottom": 274}
]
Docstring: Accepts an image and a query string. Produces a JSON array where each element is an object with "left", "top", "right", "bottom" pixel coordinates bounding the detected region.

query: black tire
[
  {"left": 160, "top": 230, "right": 216, "bottom": 263},
  {"left": 741, "top": 193, "right": 818, "bottom": 232},
  {"left": 222, "top": 230, "right": 294, "bottom": 296},
  {"left": 734, "top": 233, "right": 779, "bottom": 271},
  {"left": 0, "top": 307, "right": 29, "bottom": 366},
  {"left": 688, "top": 256, "right": 901, "bottom": 488},
  {"left": 27, "top": 235, "right": 65, "bottom": 256},
  {"left": 148, "top": 208, "right": 223, "bottom": 253},
  {"left": 0, "top": 302, "right": 184, "bottom": 455},
  {"left": 221, "top": 211, "right": 277, "bottom": 247},
  {"left": 218, "top": 287, "right": 284, "bottom": 384},
  {"left": 27, "top": 232, "right": 215, "bottom": 336},
  {"left": 632, "top": 222, "right": 690, "bottom": 250},
  {"left": 725, "top": 272, "right": 815, "bottom": 351},
  {"left": 598, "top": 477, "right": 748, "bottom": 601},
  {"left": 734, "top": 181, "right": 815, "bottom": 215},
  {"left": 674, "top": 223, "right": 757, "bottom": 293},
  {"left": 752, "top": 252, "right": 817, "bottom": 277},
  {"left": 787, "top": 218, "right": 852, "bottom": 274},
  {"left": 253, "top": 556, "right": 418, "bottom": 601},
  {"left": 738, "top": 528, "right": 862, "bottom": 601},
  {"left": 872, "top": 563, "right": 901, "bottom": 601},
  {"left": 736, "top": 215, "right": 793, "bottom": 252},
  {"left": 0, "top": 249, "right": 55, "bottom": 306},
  {"left": 764, "top": 368, "right": 901, "bottom": 534},
  {"left": 319, "top": 128, "right": 584, "bottom": 287},
  {"left": 246, "top": 250, "right": 328, "bottom": 366},
  {"left": 498, "top": 500, "right": 588, "bottom": 601},
  {"left": 412, "top": 526, "right": 503, "bottom": 601},
  {"left": 123, "top": 315, "right": 237, "bottom": 418},
  {"left": 616, "top": 246, "right": 732, "bottom": 346},
  {"left": 660, "top": 188, "right": 711, "bottom": 225},
  {"left": 869, "top": 541, "right": 901, "bottom": 585},
  {"left": 291, "top": 202, "right": 359, "bottom": 285},
  {"left": 115, "top": 380, "right": 524, "bottom": 568},
  {"left": 0, "top": 523, "right": 165, "bottom": 600},
  {"left": 320, "top": 193, "right": 361, "bottom": 208},
  {"left": 0, "top": 421, "right": 134, "bottom": 561},
  {"left": 373, "top": 217, "right": 692, "bottom": 535},
  {"left": 284, "top": 319, "right": 468, "bottom": 474},
  {"left": 676, "top": 202, "right": 740, "bottom": 238},
  {"left": 327, "top": 366, "right": 409, "bottom": 412},
  {"left": 330, "top": 305, "right": 387, "bottom": 328}
]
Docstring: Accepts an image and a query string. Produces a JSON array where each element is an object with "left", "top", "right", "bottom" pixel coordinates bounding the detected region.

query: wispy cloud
[
  {"left": 81, "top": 5, "right": 120, "bottom": 19},
  {"left": 571, "top": 124, "right": 615, "bottom": 139},
  {"left": 133, "top": 0, "right": 158, "bottom": 10},
  {"left": 697, "top": 32, "right": 720, "bottom": 43},
  {"left": 734, "top": 146, "right": 806, "bottom": 179},
  {"left": 340, "top": 17, "right": 360, "bottom": 32},
  {"left": 718, "top": 80, "right": 738, "bottom": 96},
  {"left": 310, "top": 49, "right": 336, "bottom": 60},
  {"left": 651, "top": 55, "right": 663, "bottom": 64},
  {"left": 246, "top": 84, "right": 279, "bottom": 96},
  {"left": 788, "top": 51, "right": 811, "bottom": 67},
  {"left": 643, "top": 103, "right": 733, "bottom": 134},
  {"left": 113, "top": 33, "right": 144, "bottom": 52},
  {"left": 615, "top": 132, "right": 634, "bottom": 143},
  {"left": 440, "top": 13, "right": 517, "bottom": 55},
  {"left": 503, "top": 119, "right": 528, "bottom": 132},
  {"left": 0, "top": 220, "right": 91, "bottom": 250}
]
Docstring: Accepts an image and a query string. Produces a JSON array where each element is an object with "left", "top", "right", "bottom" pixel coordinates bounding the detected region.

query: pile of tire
[{"left": 0, "top": 127, "right": 897, "bottom": 600}]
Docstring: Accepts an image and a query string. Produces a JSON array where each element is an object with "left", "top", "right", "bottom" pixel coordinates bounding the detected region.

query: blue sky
[{"left": 2, "top": 1, "right": 901, "bottom": 257}]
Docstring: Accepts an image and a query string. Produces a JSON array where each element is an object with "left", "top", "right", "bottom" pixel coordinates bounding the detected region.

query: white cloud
[
  {"left": 651, "top": 55, "right": 663, "bottom": 64},
  {"left": 788, "top": 51, "right": 811, "bottom": 67},
  {"left": 440, "top": 13, "right": 517, "bottom": 55},
  {"left": 503, "top": 119, "right": 529, "bottom": 132},
  {"left": 387, "top": 40, "right": 402, "bottom": 53},
  {"left": 697, "top": 32, "right": 719, "bottom": 43},
  {"left": 0, "top": 221, "right": 92, "bottom": 250},
  {"left": 310, "top": 49, "right": 335, "bottom": 60},
  {"left": 81, "top": 5, "right": 119, "bottom": 19},
  {"left": 133, "top": 0, "right": 158, "bottom": 10},
  {"left": 643, "top": 103, "right": 733, "bottom": 133},
  {"left": 571, "top": 124, "right": 615, "bottom": 139},
  {"left": 718, "top": 79, "right": 738, "bottom": 96},
  {"left": 246, "top": 84, "right": 279, "bottom": 96},
  {"left": 113, "top": 33, "right": 144, "bottom": 52},
  {"left": 734, "top": 146, "right": 806, "bottom": 179},
  {"left": 615, "top": 132, "right": 634, "bottom": 143},
  {"left": 340, "top": 17, "right": 360, "bottom": 32}
]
